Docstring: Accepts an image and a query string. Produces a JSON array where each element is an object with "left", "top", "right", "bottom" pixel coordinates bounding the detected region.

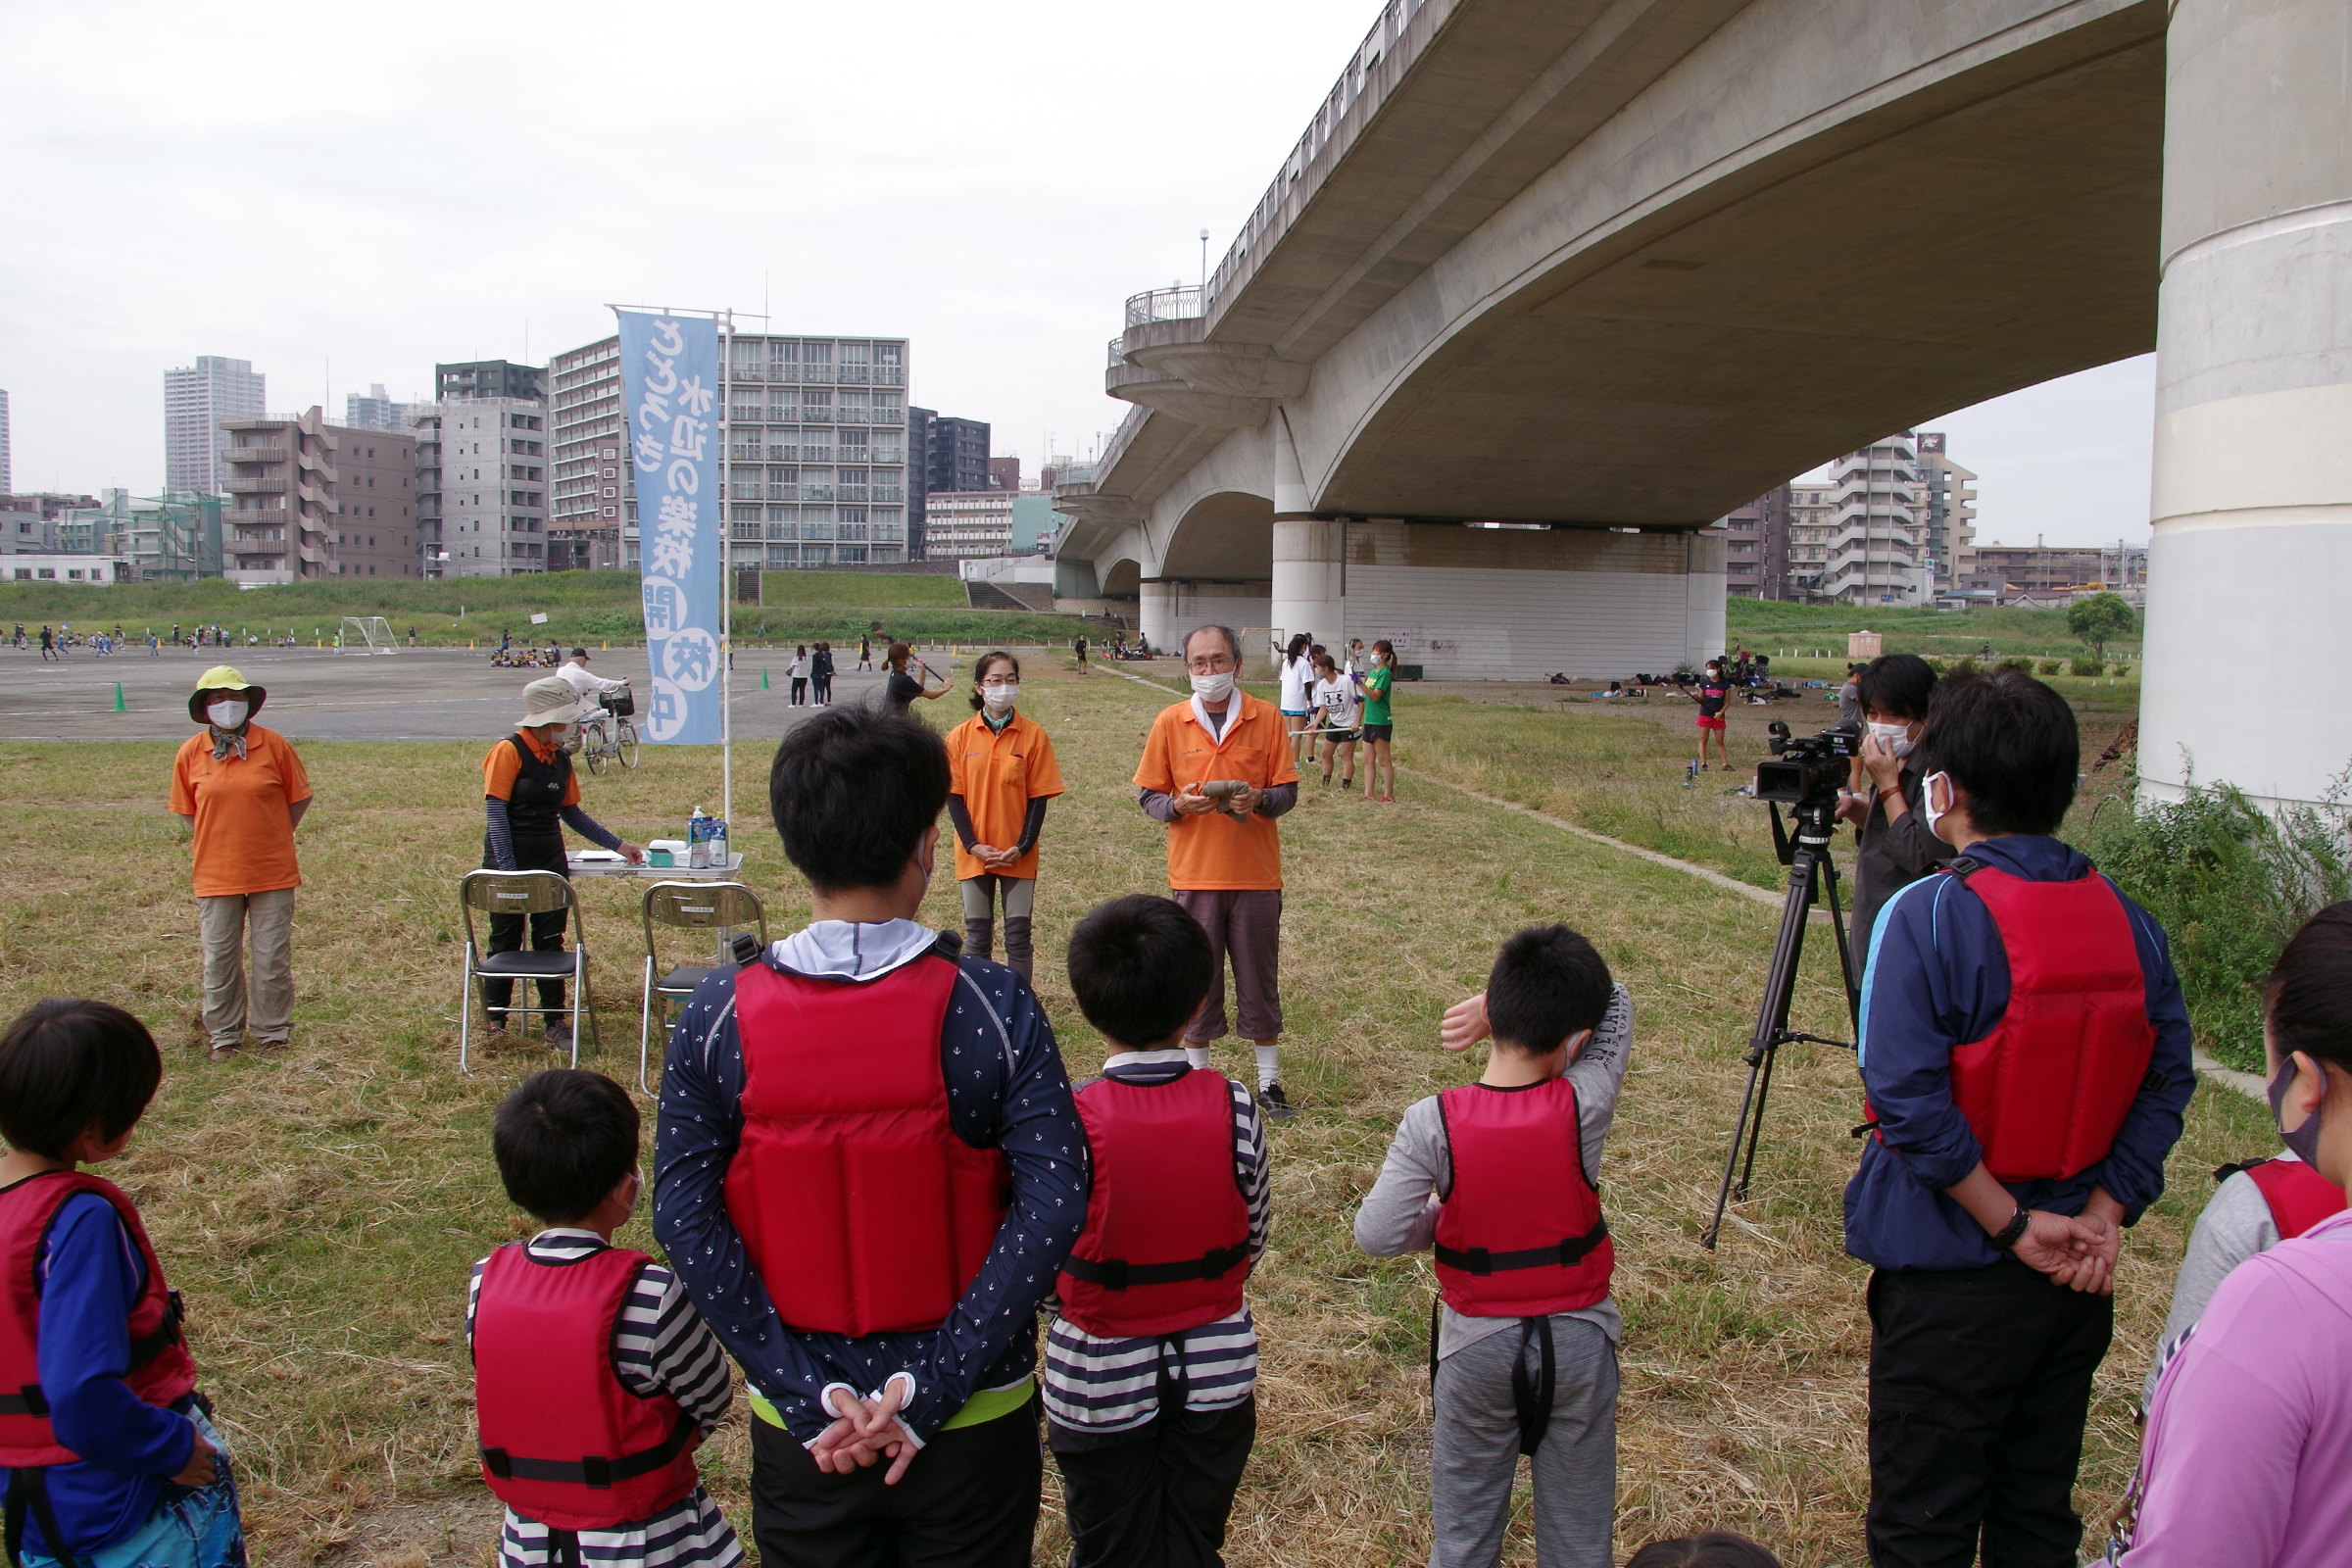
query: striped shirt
[
  {"left": 466, "top": 1231, "right": 744, "bottom": 1568},
  {"left": 1043, "top": 1054, "right": 1271, "bottom": 1433}
]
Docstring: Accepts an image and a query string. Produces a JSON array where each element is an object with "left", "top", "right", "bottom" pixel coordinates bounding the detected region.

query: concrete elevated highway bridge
[{"left": 1053, "top": 0, "right": 2349, "bottom": 809}]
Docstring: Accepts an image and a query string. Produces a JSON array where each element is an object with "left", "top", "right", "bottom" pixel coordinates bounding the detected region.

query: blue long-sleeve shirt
[
  {"left": 3, "top": 1188, "right": 199, "bottom": 1559},
  {"left": 653, "top": 925, "right": 1087, "bottom": 1443},
  {"left": 1844, "top": 834, "right": 2194, "bottom": 1272}
]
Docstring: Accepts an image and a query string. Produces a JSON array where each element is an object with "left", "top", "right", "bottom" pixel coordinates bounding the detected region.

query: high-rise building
[
  {"left": 920, "top": 491, "right": 1016, "bottom": 560},
  {"left": 906, "top": 407, "right": 935, "bottom": 559},
  {"left": 217, "top": 408, "right": 418, "bottom": 582},
  {"left": 346, "top": 383, "right": 432, "bottom": 432},
  {"left": 0, "top": 389, "right": 11, "bottom": 497},
  {"left": 552, "top": 329, "right": 912, "bottom": 570},
  {"left": 165, "top": 357, "right": 267, "bottom": 494},
  {"left": 439, "top": 361, "right": 546, "bottom": 403},
  {"left": 1816, "top": 433, "right": 1931, "bottom": 607},
  {"left": 988, "top": 456, "right": 1021, "bottom": 493},
  {"left": 927, "top": 416, "right": 991, "bottom": 496},
  {"left": 1716, "top": 486, "right": 1791, "bottom": 599},
  {"left": 1914, "top": 431, "right": 1980, "bottom": 590},
  {"left": 422, "top": 399, "right": 551, "bottom": 577}
]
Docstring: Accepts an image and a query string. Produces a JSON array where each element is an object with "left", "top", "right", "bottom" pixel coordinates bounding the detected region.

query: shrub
[
  {"left": 2037, "top": 659, "right": 2064, "bottom": 676},
  {"left": 1949, "top": 656, "right": 1980, "bottom": 676},
  {"left": 2081, "top": 766, "right": 2352, "bottom": 1070},
  {"left": 2111, "top": 662, "right": 2133, "bottom": 679},
  {"left": 2070, "top": 657, "right": 2104, "bottom": 677}
]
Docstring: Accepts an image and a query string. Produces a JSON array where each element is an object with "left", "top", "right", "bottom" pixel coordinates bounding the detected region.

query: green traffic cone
[
  {"left": 761, "top": 667, "right": 770, "bottom": 690},
  {"left": 113, "top": 681, "right": 125, "bottom": 712}
]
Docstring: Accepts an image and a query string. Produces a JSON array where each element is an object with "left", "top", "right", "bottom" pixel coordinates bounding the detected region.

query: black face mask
[{"left": 2269, "top": 1054, "right": 2328, "bottom": 1168}]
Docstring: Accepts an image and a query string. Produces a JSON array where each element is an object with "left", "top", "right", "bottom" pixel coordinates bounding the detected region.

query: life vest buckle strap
[
  {"left": 1061, "top": 1244, "right": 1251, "bottom": 1292},
  {"left": 0, "top": 1384, "right": 47, "bottom": 1417},
  {"left": 124, "top": 1293, "right": 184, "bottom": 1369},
  {"left": 478, "top": 1414, "right": 698, "bottom": 1490},
  {"left": 1435, "top": 1220, "right": 1609, "bottom": 1277}
]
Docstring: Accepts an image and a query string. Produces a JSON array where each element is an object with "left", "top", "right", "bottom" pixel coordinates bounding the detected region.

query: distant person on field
[
  {"left": 1354, "top": 926, "right": 1633, "bottom": 1568},
  {"left": 1049, "top": 895, "right": 1270, "bottom": 1568},
  {"left": 39, "top": 624, "right": 56, "bottom": 662},
  {"left": 945, "top": 653, "right": 1063, "bottom": 983},
  {"left": 1835, "top": 653, "right": 1957, "bottom": 964},
  {"left": 557, "top": 648, "right": 626, "bottom": 706},
  {"left": 2113, "top": 903, "right": 2352, "bottom": 1564},
  {"left": 1134, "top": 624, "right": 1302, "bottom": 1120},
  {"left": 1692, "top": 658, "right": 1731, "bottom": 771},
  {"left": 1359, "top": 638, "right": 1398, "bottom": 802},
  {"left": 857, "top": 634, "right": 872, "bottom": 671},
  {"left": 655, "top": 705, "right": 1083, "bottom": 1567},
  {"left": 1277, "top": 631, "right": 1315, "bottom": 767},
  {"left": 1847, "top": 668, "right": 2192, "bottom": 1566},
  {"left": 1309, "top": 650, "right": 1360, "bottom": 790},
  {"left": 0, "top": 1000, "right": 245, "bottom": 1568},
  {"left": 788, "top": 646, "right": 810, "bottom": 707},
  {"left": 811, "top": 641, "right": 835, "bottom": 706},
  {"left": 880, "top": 642, "right": 949, "bottom": 717},
  {"left": 469, "top": 1069, "right": 742, "bottom": 1568},
  {"left": 170, "top": 666, "right": 311, "bottom": 1060}
]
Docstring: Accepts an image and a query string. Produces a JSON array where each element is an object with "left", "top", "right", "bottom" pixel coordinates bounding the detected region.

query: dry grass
[{"left": 0, "top": 662, "right": 2273, "bottom": 1566}]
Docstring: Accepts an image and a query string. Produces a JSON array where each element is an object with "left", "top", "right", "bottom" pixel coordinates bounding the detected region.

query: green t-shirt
[{"left": 1361, "top": 664, "right": 1394, "bottom": 725}]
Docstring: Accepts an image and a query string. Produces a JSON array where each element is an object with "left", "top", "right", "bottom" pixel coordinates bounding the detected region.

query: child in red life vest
[
  {"left": 1847, "top": 669, "right": 2192, "bottom": 1566},
  {"left": 1046, "top": 895, "right": 1269, "bottom": 1568},
  {"left": 470, "top": 1069, "right": 742, "bottom": 1568},
  {"left": 0, "top": 1000, "right": 243, "bottom": 1568},
  {"left": 1354, "top": 927, "right": 1633, "bottom": 1568}
]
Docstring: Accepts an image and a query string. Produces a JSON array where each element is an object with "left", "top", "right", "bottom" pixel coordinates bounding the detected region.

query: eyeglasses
[
  {"left": 1185, "top": 654, "right": 1236, "bottom": 673},
  {"left": 980, "top": 677, "right": 1018, "bottom": 689}
]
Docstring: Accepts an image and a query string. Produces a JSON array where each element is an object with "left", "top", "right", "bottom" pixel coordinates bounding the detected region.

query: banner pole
[{"left": 720, "top": 309, "right": 734, "bottom": 833}]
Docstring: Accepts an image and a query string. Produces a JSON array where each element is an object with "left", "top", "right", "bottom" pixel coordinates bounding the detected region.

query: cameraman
[{"left": 1836, "top": 653, "right": 1956, "bottom": 966}]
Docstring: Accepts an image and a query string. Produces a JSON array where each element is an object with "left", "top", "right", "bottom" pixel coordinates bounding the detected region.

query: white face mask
[
  {"left": 543, "top": 721, "right": 572, "bottom": 743},
  {"left": 1190, "top": 670, "right": 1235, "bottom": 704},
  {"left": 1868, "top": 720, "right": 1916, "bottom": 759},
  {"left": 1922, "top": 771, "right": 1953, "bottom": 839},
  {"left": 981, "top": 683, "right": 1019, "bottom": 710},
  {"left": 205, "top": 699, "right": 248, "bottom": 730}
]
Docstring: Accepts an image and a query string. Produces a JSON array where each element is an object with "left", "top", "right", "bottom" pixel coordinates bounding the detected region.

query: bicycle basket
[{"left": 602, "top": 690, "right": 636, "bottom": 717}]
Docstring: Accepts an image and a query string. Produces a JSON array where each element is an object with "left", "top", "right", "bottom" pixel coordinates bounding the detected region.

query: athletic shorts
[
  {"left": 1281, "top": 708, "right": 1310, "bottom": 717},
  {"left": 1321, "top": 728, "right": 1359, "bottom": 746},
  {"left": 1696, "top": 714, "right": 1727, "bottom": 731},
  {"left": 1361, "top": 722, "right": 1394, "bottom": 743}
]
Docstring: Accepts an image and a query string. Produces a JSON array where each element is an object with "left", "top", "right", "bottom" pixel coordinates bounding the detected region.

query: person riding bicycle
[{"left": 557, "top": 649, "right": 628, "bottom": 715}]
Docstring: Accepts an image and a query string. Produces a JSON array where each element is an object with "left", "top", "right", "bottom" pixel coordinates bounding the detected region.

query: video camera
[{"left": 1754, "top": 719, "right": 1857, "bottom": 807}]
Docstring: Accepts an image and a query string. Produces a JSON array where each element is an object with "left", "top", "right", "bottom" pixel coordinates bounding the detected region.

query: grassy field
[
  {"left": 1725, "top": 598, "right": 2140, "bottom": 663},
  {"left": 0, "top": 659, "right": 2256, "bottom": 1567},
  {"left": 0, "top": 569, "right": 1091, "bottom": 652}
]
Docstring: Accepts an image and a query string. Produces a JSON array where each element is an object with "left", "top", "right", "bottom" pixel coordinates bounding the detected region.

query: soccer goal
[{"left": 337, "top": 615, "right": 397, "bottom": 655}]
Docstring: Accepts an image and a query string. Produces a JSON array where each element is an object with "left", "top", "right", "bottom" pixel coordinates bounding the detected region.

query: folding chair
[
  {"left": 641, "top": 881, "right": 768, "bottom": 1089},
  {"left": 457, "top": 869, "right": 599, "bottom": 1072}
]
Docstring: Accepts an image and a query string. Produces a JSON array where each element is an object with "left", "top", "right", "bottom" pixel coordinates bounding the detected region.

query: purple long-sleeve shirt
[{"left": 2124, "top": 1209, "right": 2352, "bottom": 1565}]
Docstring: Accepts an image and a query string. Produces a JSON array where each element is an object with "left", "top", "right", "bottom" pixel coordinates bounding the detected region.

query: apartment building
[
  {"left": 346, "top": 383, "right": 432, "bottom": 432},
  {"left": 1965, "top": 540, "right": 2146, "bottom": 602},
  {"left": 0, "top": 389, "right": 11, "bottom": 496},
  {"left": 165, "top": 357, "right": 266, "bottom": 494},
  {"left": 1784, "top": 477, "right": 1837, "bottom": 598},
  {"left": 1915, "top": 431, "right": 1980, "bottom": 590},
  {"left": 61, "top": 491, "right": 222, "bottom": 580},
  {"left": 218, "top": 408, "right": 418, "bottom": 582},
  {"left": 439, "top": 360, "right": 546, "bottom": 402},
  {"left": 1716, "top": 486, "right": 1790, "bottom": 599},
  {"left": 921, "top": 490, "right": 1015, "bottom": 560},
  {"left": 553, "top": 330, "right": 912, "bottom": 569},
  {"left": 427, "top": 400, "right": 550, "bottom": 576}
]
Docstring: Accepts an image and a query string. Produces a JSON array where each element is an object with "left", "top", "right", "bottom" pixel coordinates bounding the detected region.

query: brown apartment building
[{"left": 220, "top": 407, "right": 418, "bottom": 581}]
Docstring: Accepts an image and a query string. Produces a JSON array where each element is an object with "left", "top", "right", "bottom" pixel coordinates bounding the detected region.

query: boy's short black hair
[
  {"left": 1065, "top": 895, "right": 1214, "bottom": 1049},
  {"left": 493, "top": 1069, "right": 639, "bottom": 1224},
  {"left": 768, "top": 706, "right": 951, "bottom": 893},
  {"left": 1857, "top": 653, "right": 1936, "bottom": 721},
  {"left": 0, "top": 1000, "right": 163, "bottom": 1159},
  {"left": 1915, "top": 668, "right": 2079, "bottom": 836},
  {"left": 1484, "top": 925, "right": 1612, "bottom": 1054},
  {"left": 1625, "top": 1533, "right": 1784, "bottom": 1568}
]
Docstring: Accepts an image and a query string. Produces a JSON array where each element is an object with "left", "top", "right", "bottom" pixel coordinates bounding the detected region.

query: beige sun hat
[{"left": 515, "top": 674, "right": 597, "bottom": 730}]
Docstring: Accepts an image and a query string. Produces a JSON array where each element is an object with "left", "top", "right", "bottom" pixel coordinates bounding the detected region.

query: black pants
[
  {"left": 751, "top": 1396, "right": 1042, "bottom": 1568},
  {"left": 1866, "top": 1259, "right": 2113, "bottom": 1568},
  {"left": 813, "top": 673, "right": 833, "bottom": 703},
  {"left": 1050, "top": 1395, "right": 1254, "bottom": 1568},
  {"left": 791, "top": 676, "right": 808, "bottom": 704},
  {"left": 483, "top": 837, "right": 569, "bottom": 1024}
]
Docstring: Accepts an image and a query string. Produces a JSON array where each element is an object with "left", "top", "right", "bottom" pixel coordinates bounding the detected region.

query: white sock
[
  {"left": 1254, "top": 1044, "right": 1279, "bottom": 1090},
  {"left": 1185, "top": 1047, "right": 1211, "bottom": 1071}
]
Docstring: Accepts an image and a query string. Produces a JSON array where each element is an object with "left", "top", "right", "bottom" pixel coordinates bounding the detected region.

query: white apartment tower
[
  {"left": 165, "top": 357, "right": 267, "bottom": 495},
  {"left": 424, "top": 399, "right": 551, "bottom": 577},
  {"left": 0, "top": 389, "right": 12, "bottom": 496},
  {"left": 550, "top": 331, "right": 910, "bottom": 570},
  {"left": 1817, "top": 433, "right": 1932, "bottom": 607}
]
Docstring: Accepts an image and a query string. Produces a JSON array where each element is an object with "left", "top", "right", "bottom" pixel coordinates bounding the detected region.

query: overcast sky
[{"left": 2, "top": 0, "right": 2154, "bottom": 545}]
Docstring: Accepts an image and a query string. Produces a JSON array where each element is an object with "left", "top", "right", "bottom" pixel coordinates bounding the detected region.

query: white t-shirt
[
  {"left": 789, "top": 655, "right": 810, "bottom": 678},
  {"left": 1278, "top": 654, "right": 1314, "bottom": 711},
  {"left": 1312, "top": 675, "right": 1360, "bottom": 732}
]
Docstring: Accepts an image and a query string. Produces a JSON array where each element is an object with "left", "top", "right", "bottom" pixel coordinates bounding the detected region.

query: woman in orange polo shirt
[
  {"left": 944, "top": 652, "right": 1064, "bottom": 983},
  {"left": 170, "top": 665, "right": 313, "bottom": 1060}
]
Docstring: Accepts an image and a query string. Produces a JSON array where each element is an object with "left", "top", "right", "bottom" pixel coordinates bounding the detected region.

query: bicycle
[{"left": 575, "top": 684, "right": 640, "bottom": 774}]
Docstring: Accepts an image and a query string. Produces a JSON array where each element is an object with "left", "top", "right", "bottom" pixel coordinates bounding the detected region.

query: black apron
[{"left": 485, "top": 733, "right": 572, "bottom": 870}]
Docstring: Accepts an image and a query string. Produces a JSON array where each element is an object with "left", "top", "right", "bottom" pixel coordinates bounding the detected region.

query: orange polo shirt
[
  {"left": 946, "top": 709, "right": 1065, "bottom": 881},
  {"left": 1133, "top": 692, "right": 1299, "bottom": 891},
  {"left": 481, "top": 730, "right": 580, "bottom": 805},
  {"left": 169, "top": 724, "right": 312, "bottom": 898}
]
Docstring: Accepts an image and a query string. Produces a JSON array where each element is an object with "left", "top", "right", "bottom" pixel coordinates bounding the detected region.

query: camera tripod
[{"left": 1700, "top": 796, "right": 1864, "bottom": 1250}]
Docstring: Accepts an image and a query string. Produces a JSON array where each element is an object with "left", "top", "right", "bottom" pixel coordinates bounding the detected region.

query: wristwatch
[{"left": 1988, "top": 1206, "right": 2032, "bottom": 1252}]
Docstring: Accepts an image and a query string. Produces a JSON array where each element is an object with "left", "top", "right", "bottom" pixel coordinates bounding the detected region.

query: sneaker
[
  {"left": 545, "top": 1022, "right": 575, "bottom": 1053},
  {"left": 208, "top": 1043, "right": 240, "bottom": 1061},
  {"left": 1258, "top": 1082, "right": 1297, "bottom": 1122}
]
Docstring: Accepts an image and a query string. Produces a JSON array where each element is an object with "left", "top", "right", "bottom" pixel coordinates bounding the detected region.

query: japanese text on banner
[{"left": 615, "top": 311, "right": 722, "bottom": 745}]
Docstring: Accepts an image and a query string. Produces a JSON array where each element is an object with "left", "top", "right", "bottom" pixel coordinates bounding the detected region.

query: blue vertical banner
[{"left": 616, "top": 311, "right": 722, "bottom": 745}]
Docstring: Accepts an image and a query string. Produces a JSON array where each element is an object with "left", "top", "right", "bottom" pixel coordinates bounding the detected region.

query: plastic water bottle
[
  {"left": 708, "top": 813, "right": 728, "bottom": 870},
  {"left": 687, "top": 808, "right": 712, "bottom": 870}
]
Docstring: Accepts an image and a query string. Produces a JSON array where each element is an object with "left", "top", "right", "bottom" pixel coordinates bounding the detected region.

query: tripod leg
[
  {"left": 1737, "top": 1039, "right": 1780, "bottom": 1200},
  {"left": 1703, "top": 1046, "right": 1772, "bottom": 1250},
  {"left": 1820, "top": 854, "right": 1861, "bottom": 1033}
]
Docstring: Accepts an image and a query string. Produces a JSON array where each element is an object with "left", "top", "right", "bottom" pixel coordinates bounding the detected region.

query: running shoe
[{"left": 1259, "top": 1082, "right": 1297, "bottom": 1121}]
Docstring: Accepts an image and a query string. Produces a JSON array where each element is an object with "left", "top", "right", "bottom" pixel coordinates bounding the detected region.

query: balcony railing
[
  {"left": 1107, "top": 337, "right": 1127, "bottom": 368},
  {"left": 1125, "top": 286, "right": 1203, "bottom": 328},
  {"left": 225, "top": 476, "right": 287, "bottom": 494},
  {"left": 222, "top": 445, "right": 285, "bottom": 465}
]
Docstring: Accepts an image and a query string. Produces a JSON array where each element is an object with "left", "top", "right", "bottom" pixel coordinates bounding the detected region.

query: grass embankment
[
  {"left": 1725, "top": 599, "right": 2141, "bottom": 663},
  {"left": 0, "top": 569, "right": 1092, "bottom": 652},
  {"left": 0, "top": 664, "right": 2254, "bottom": 1566}
]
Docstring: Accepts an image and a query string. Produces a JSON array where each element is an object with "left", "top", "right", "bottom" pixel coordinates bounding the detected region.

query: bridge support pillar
[
  {"left": 1140, "top": 581, "right": 1180, "bottom": 654},
  {"left": 1270, "top": 518, "right": 1346, "bottom": 652},
  {"left": 2141, "top": 0, "right": 2351, "bottom": 809}
]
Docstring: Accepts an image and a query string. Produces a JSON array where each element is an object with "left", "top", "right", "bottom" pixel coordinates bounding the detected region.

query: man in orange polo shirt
[{"left": 1134, "top": 623, "right": 1302, "bottom": 1120}]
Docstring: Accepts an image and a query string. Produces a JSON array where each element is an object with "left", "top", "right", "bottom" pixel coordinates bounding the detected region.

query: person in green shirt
[{"left": 1359, "top": 639, "right": 1396, "bottom": 802}]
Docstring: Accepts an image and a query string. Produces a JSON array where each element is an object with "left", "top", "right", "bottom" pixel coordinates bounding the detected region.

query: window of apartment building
[
  {"left": 767, "top": 340, "right": 798, "bottom": 378},
  {"left": 803, "top": 341, "right": 832, "bottom": 377},
  {"left": 765, "top": 506, "right": 797, "bottom": 540},
  {"left": 801, "top": 506, "right": 833, "bottom": 539}
]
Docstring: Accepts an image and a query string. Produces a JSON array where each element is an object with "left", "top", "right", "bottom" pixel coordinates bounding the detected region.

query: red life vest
[
  {"left": 1434, "top": 1080, "right": 1613, "bottom": 1318},
  {"left": 2239, "top": 1157, "right": 2349, "bottom": 1240},
  {"left": 1943, "top": 862, "right": 2156, "bottom": 1182},
  {"left": 0, "top": 1171, "right": 198, "bottom": 1469},
  {"left": 472, "top": 1244, "right": 701, "bottom": 1531},
  {"left": 1057, "top": 1069, "right": 1252, "bottom": 1338},
  {"left": 725, "top": 955, "right": 1009, "bottom": 1337}
]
